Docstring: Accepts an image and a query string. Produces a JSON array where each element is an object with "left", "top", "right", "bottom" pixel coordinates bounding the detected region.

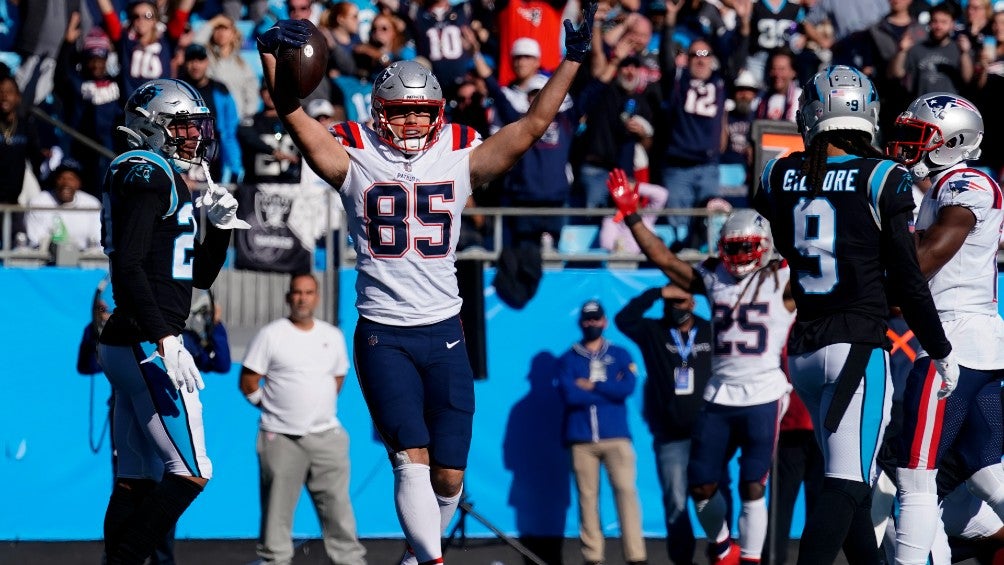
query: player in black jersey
[
  {"left": 97, "top": 78, "right": 247, "bottom": 564},
  {"left": 752, "top": 65, "right": 958, "bottom": 565}
]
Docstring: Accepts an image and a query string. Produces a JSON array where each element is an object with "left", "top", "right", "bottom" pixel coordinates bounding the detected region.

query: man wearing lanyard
[{"left": 616, "top": 285, "right": 716, "bottom": 565}]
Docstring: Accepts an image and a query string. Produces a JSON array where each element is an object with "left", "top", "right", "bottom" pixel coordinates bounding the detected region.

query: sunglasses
[
  {"left": 131, "top": 9, "right": 155, "bottom": 20},
  {"left": 689, "top": 49, "right": 710, "bottom": 58}
]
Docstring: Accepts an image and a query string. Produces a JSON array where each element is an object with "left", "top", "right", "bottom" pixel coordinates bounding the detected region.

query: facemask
[
  {"left": 665, "top": 306, "right": 693, "bottom": 327},
  {"left": 582, "top": 326, "right": 603, "bottom": 341}
]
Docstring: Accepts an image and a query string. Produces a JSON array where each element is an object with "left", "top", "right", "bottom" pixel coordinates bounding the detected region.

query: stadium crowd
[{"left": 6, "top": 0, "right": 1004, "bottom": 255}]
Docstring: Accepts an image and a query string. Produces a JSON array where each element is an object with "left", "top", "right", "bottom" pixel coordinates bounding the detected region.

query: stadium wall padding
[{"left": 8, "top": 266, "right": 972, "bottom": 541}]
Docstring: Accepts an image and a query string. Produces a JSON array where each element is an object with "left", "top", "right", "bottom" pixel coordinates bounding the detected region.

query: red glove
[{"left": 607, "top": 168, "right": 640, "bottom": 222}]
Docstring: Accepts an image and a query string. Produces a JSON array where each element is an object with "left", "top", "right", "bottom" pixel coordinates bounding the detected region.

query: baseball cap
[
  {"left": 734, "top": 69, "right": 760, "bottom": 91},
  {"left": 184, "top": 44, "right": 209, "bottom": 62},
  {"left": 306, "top": 98, "right": 336, "bottom": 119},
  {"left": 580, "top": 299, "right": 605, "bottom": 321},
  {"left": 83, "top": 29, "right": 112, "bottom": 59},
  {"left": 511, "top": 37, "right": 541, "bottom": 59}
]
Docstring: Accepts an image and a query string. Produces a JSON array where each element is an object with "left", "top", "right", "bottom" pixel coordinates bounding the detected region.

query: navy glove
[
  {"left": 256, "top": 19, "right": 313, "bottom": 54},
  {"left": 563, "top": 1, "right": 596, "bottom": 63}
]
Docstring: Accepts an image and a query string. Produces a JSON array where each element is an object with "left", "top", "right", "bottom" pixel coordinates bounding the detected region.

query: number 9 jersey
[
  {"left": 332, "top": 121, "right": 481, "bottom": 326},
  {"left": 753, "top": 154, "right": 931, "bottom": 354}
]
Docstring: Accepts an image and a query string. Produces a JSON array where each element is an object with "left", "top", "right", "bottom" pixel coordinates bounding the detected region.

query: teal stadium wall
[{"left": 6, "top": 267, "right": 980, "bottom": 541}]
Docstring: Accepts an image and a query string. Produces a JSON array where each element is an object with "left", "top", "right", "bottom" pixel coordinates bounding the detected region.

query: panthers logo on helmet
[{"left": 923, "top": 95, "right": 978, "bottom": 120}]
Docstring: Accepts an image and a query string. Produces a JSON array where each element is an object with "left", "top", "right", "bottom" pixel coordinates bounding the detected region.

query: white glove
[
  {"left": 932, "top": 351, "right": 959, "bottom": 400},
  {"left": 160, "top": 335, "right": 205, "bottom": 393},
  {"left": 197, "top": 163, "right": 250, "bottom": 230}
]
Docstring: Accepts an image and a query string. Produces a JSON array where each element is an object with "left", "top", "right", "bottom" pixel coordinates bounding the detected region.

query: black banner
[{"left": 234, "top": 183, "right": 312, "bottom": 273}]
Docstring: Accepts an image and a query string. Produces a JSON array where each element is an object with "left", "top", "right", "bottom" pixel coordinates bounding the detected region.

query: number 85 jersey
[
  {"left": 333, "top": 122, "right": 481, "bottom": 326},
  {"left": 753, "top": 154, "right": 917, "bottom": 353}
]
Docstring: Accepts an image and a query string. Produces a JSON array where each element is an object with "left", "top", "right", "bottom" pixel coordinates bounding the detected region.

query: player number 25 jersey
[{"left": 333, "top": 122, "right": 481, "bottom": 326}]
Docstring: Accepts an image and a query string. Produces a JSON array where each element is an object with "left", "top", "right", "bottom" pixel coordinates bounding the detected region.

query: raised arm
[
  {"left": 468, "top": 2, "right": 596, "bottom": 188},
  {"left": 258, "top": 20, "right": 350, "bottom": 189},
  {"left": 606, "top": 168, "right": 699, "bottom": 290}
]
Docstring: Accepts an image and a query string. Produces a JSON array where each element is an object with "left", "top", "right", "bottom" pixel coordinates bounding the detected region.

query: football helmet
[
  {"left": 796, "top": 65, "right": 880, "bottom": 145},
  {"left": 119, "top": 79, "right": 217, "bottom": 168},
  {"left": 885, "top": 93, "right": 984, "bottom": 179},
  {"left": 718, "top": 209, "right": 773, "bottom": 279},
  {"left": 370, "top": 61, "right": 445, "bottom": 154}
]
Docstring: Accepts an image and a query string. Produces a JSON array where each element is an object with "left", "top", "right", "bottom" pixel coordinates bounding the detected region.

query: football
[{"left": 276, "top": 20, "right": 328, "bottom": 99}]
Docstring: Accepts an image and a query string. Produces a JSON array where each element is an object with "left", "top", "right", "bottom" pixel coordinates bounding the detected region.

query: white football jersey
[
  {"left": 333, "top": 122, "right": 482, "bottom": 326},
  {"left": 697, "top": 260, "right": 795, "bottom": 406},
  {"left": 915, "top": 164, "right": 1004, "bottom": 369}
]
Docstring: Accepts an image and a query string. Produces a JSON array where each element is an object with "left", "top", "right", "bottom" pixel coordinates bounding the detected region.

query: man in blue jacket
[{"left": 556, "top": 299, "right": 647, "bottom": 565}]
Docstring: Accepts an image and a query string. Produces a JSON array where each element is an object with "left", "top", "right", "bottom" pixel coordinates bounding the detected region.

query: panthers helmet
[
  {"left": 796, "top": 65, "right": 880, "bottom": 145},
  {"left": 885, "top": 93, "right": 984, "bottom": 178},
  {"left": 120, "top": 79, "right": 217, "bottom": 166},
  {"left": 718, "top": 209, "right": 773, "bottom": 279},
  {"left": 370, "top": 61, "right": 445, "bottom": 154}
]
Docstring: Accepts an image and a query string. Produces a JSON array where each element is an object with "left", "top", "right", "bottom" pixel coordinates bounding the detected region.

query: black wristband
[{"left": 624, "top": 213, "right": 642, "bottom": 227}]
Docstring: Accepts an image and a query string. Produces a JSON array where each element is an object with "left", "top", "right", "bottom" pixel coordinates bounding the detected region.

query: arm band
[
  {"left": 245, "top": 388, "right": 263, "bottom": 406},
  {"left": 624, "top": 213, "right": 642, "bottom": 227}
]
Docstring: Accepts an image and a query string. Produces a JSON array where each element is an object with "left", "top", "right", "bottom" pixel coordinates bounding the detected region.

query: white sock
[
  {"left": 394, "top": 463, "right": 442, "bottom": 564},
  {"left": 695, "top": 491, "right": 730, "bottom": 545},
  {"left": 739, "top": 498, "right": 767, "bottom": 560},
  {"left": 968, "top": 464, "right": 1004, "bottom": 519},
  {"left": 437, "top": 485, "right": 463, "bottom": 534},
  {"left": 895, "top": 467, "right": 940, "bottom": 565}
]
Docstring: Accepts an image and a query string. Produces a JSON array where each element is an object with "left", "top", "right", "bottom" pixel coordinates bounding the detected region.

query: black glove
[
  {"left": 256, "top": 19, "right": 313, "bottom": 54},
  {"left": 563, "top": 1, "right": 596, "bottom": 63}
]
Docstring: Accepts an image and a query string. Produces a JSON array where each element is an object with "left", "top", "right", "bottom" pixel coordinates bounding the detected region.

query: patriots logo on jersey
[
  {"left": 923, "top": 95, "right": 977, "bottom": 120},
  {"left": 517, "top": 6, "right": 543, "bottom": 26},
  {"left": 947, "top": 175, "right": 987, "bottom": 194}
]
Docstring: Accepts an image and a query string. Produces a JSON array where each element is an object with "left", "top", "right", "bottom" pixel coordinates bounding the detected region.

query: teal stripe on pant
[{"left": 859, "top": 348, "right": 889, "bottom": 484}]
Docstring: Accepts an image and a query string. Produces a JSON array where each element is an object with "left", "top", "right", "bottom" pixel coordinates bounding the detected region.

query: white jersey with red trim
[
  {"left": 696, "top": 259, "right": 796, "bottom": 406},
  {"left": 333, "top": 121, "right": 482, "bottom": 326},
  {"left": 915, "top": 163, "right": 1004, "bottom": 369}
]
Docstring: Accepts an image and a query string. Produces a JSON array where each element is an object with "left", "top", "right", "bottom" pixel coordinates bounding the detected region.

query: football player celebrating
[
  {"left": 256, "top": 8, "right": 595, "bottom": 564},
  {"left": 97, "top": 78, "right": 245, "bottom": 563},
  {"left": 886, "top": 93, "right": 1004, "bottom": 565},
  {"left": 607, "top": 167, "right": 796, "bottom": 565},
  {"left": 752, "top": 65, "right": 956, "bottom": 565}
]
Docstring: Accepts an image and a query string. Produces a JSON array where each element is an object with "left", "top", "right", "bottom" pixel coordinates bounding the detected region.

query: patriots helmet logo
[{"left": 923, "top": 95, "right": 977, "bottom": 121}]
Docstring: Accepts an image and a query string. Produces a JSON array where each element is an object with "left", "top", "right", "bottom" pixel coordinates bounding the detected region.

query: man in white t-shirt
[
  {"left": 24, "top": 161, "right": 102, "bottom": 250},
  {"left": 240, "top": 273, "right": 367, "bottom": 565}
]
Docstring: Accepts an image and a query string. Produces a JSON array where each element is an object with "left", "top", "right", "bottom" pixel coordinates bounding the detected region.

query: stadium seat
[
  {"left": 558, "top": 225, "right": 600, "bottom": 254},
  {"left": 652, "top": 225, "right": 678, "bottom": 248}
]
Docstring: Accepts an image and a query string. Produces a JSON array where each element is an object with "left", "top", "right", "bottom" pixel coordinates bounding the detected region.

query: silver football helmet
[
  {"left": 718, "top": 209, "right": 774, "bottom": 279},
  {"left": 370, "top": 61, "right": 445, "bottom": 154},
  {"left": 885, "top": 92, "right": 984, "bottom": 179},
  {"left": 119, "top": 79, "right": 217, "bottom": 167},
  {"left": 796, "top": 65, "right": 880, "bottom": 145}
]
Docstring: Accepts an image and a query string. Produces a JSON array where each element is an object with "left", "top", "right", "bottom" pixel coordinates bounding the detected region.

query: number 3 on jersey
[
  {"left": 793, "top": 197, "right": 838, "bottom": 294},
  {"left": 365, "top": 182, "right": 454, "bottom": 258}
]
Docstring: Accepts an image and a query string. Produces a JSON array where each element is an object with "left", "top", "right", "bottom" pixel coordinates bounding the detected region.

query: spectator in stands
[
  {"left": 353, "top": 12, "right": 413, "bottom": 81},
  {"left": 867, "top": 0, "right": 927, "bottom": 136},
  {"left": 615, "top": 284, "right": 713, "bottom": 565},
  {"left": 240, "top": 272, "right": 367, "bottom": 565},
  {"left": 0, "top": 75, "right": 52, "bottom": 210},
  {"left": 96, "top": 0, "right": 195, "bottom": 98},
  {"left": 802, "top": 0, "right": 888, "bottom": 67},
  {"left": 598, "top": 174, "right": 668, "bottom": 254},
  {"left": 318, "top": 1, "right": 362, "bottom": 78},
  {"left": 238, "top": 80, "right": 301, "bottom": 184},
  {"left": 973, "top": 11, "right": 1004, "bottom": 178},
  {"left": 668, "top": 0, "right": 731, "bottom": 57},
  {"left": 494, "top": 0, "right": 567, "bottom": 85},
  {"left": 199, "top": 14, "right": 260, "bottom": 121},
  {"left": 746, "top": 0, "right": 806, "bottom": 84},
  {"left": 721, "top": 69, "right": 759, "bottom": 205},
  {"left": 223, "top": 0, "right": 269, "bottom": 25},
  {"left": 12, "top": 0, "right": 75, "bottom": 108},
  {"left": 890, "top": 3, "right": 974, "bottom": 96},
  {"left": 55, "top": 25, "right": 122, "bottom": 198},
  {"left": 962, "top": 0, "right": 993, "bottom": 47},
  {"left": 180, "top": 43, "right": 244, "bottom": 184},
  {"left": 752, "top": 47, "right": 801, "bottom": 123},
  {"left": 24, "top": 160, "right": 101, "bottom": 251},
  {"left": 392, "top": 0, "right": 477, "bottom": 101},
  {"left": 556, "top": 299, "right": 647, "bottom": 565},
  {"left": 473, "top": 36, "right": 583, "bottom": 246},
  {"left": 576, "top": 54, "right": 657, "bottom": 210},
  {"left": 657, "top": 0, "right": 731, "bottom": 246}
]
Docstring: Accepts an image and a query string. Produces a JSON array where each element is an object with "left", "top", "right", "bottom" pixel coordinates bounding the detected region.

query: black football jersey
[
  {"left": 754, "top": 153, "right": 950, "bottom": 358},
  {"left": 99, "top": 150, "right": 218, "bottom": 345}
]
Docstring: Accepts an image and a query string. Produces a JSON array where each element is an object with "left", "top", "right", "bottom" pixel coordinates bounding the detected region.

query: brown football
[{"left": 276, "top": 19, "right": 328, "bottom": 99}]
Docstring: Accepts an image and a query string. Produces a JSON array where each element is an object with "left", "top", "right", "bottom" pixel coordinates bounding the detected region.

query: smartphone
[{"left": 984, "top": 36, "right": 998, "bottom": 58}]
